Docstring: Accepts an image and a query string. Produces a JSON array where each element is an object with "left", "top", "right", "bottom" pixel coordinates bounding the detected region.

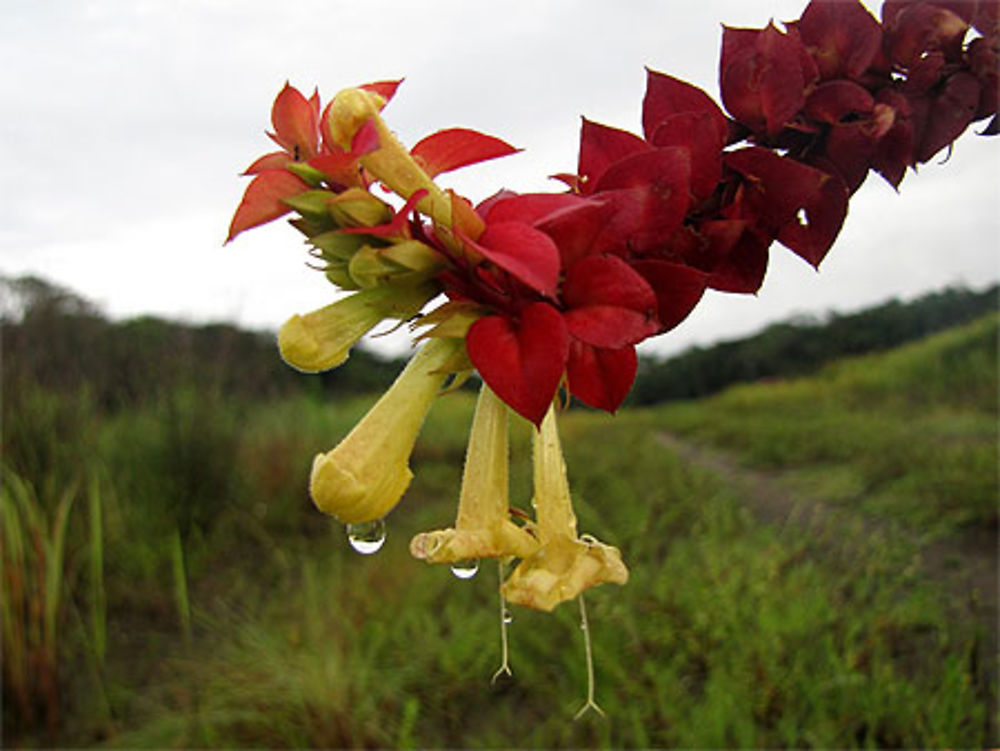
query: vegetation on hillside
[{"left": 630, "top": 284, "right": 998, "bottom": 404}]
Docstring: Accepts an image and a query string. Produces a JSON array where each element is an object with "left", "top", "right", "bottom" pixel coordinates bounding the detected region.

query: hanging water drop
[
  {"left": 450, "top": 558, "right": 480, "bottom": 579},
  {"left": 502, "top": 608, "right": 513, "bottom": 625},
  {"left": 346, "top": 518, "right": 386, "bottom": 554}
]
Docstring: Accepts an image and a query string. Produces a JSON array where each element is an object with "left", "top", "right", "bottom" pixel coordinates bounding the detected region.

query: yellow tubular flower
[
  {"left": 410, "top": 384, "right": 540, "bottom": 564},
  {"left": 501, "top": 405, "right": 629, "bottom": 612},
  {"left": 326, "top": 88, "right": 453, "bottom": 228},
  {"left": 310, "top": 336, "right": 462, "bottom": 523},
  {"left": 278, "top": 282, "right": 437, "bottom": 373}
]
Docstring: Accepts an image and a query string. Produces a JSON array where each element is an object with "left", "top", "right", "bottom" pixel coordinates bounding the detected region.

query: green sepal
[
  {"left": 285, "top": 162, "right": 328, "bottom": 187},
  {"left": 283, "top": 190, "right": 335, "bottom": 220}
]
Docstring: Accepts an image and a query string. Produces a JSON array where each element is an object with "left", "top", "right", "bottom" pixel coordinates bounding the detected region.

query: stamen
[
  {"left": 573, "top": 594, "right": 606, "bottom": 720},
  {"left": 491, "top": 560, "right": 513, "bottom": 684}
]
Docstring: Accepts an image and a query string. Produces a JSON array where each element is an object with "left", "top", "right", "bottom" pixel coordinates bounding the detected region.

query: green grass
[
  {"left": 657, "top": 313, "right": 999, "bottom": 538},
  {"left": 3, "top": 316, "right": 997, "bottom": 747}
]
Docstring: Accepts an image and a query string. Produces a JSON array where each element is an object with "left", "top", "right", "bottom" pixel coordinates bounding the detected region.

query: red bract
[
  {"left": 720, "top": 23, "right": 815, "bottom": 136},
  {"left": 565, "top": 341, "right": 637, "bottom": 413},
  {"left": 466, "top": 302, "right": 569, "bottom": 427},
  {"left": 412, "top": 128, "right": 521, "bottom": 178},
  {"left": 792, "top": 0, "right": 883, "bottom": 80},
  {"left": 226, "top": 169, "right": 311, "bottom": 243}
]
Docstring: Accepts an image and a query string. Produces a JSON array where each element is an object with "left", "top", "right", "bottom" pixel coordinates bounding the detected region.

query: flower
[
  {"left": 278, "top": 282, "right": 438, "bottom": 373},
  {"left": 410, "top": 383, "right": 539, "bottom": 565},
  {"left": 501, "top": 405, "right": 628, "bottom": 612},
  {"left": 309, "top": 336, "right": 463, "bottom": 524}
]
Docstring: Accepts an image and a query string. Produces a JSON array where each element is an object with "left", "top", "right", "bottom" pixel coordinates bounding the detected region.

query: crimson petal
[
  {"left": 629, "top": 260, "right": 708, "bottom": 334},
  {"left": 562, "top": 255, "right": 659, "bottom": 348},
  {"left": 461, "top": 221, "right": 561, "bottom": 298},
  {"left": 466, "top": 303, "right": 569, "bottom": 427}
]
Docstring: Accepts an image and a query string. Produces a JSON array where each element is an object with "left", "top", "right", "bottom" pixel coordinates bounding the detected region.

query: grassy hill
[{"left": 3, "top": 314, "right": 996, "bottom": 747}]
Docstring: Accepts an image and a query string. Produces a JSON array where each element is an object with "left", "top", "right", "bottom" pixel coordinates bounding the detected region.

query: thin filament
[
  {"left": 491, "top": 560, "right": 513, "bottom": 684},
  {"left": 573, "top": 594, "right": 605, "bottom": 720}
]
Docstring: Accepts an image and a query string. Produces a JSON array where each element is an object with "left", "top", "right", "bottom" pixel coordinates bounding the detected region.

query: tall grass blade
[
  {"left": 88, "top": 475, "right": 107, "bottom": 664},
  {"left": 171, "top": 526, "right": 192, "bottom": 646}
]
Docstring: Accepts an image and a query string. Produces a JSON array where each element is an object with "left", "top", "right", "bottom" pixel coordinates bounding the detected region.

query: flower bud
[
  {"left": 310, "top": 337, "right": 463, "bottom": 523},
  {"left": 278, "top": 282, "right": 436, "bottom": 373},
  {"left": 348, "top": 240, "right": 445, "bottom": 289},
  {"left": 327, "top": 188, "right": 394, "bottom": 228}
]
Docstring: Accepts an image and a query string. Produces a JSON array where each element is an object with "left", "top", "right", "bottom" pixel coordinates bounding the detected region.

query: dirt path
[{"left": 656, "top": 430, "right": 997, "bottom": 689}]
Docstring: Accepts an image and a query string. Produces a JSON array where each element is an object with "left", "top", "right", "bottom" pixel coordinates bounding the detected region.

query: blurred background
[{"left": 2, "top": 0, "right": 998, "bottom": 747}]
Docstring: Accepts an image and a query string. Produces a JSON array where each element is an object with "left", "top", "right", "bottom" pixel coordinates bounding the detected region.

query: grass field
[{"left": 3, "top": 315, "right": 997, "bottom": 747}]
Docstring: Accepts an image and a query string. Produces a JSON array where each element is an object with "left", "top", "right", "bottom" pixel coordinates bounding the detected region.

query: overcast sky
[{"left": 2, "top": 0, "right": 998, "bottom": 359}]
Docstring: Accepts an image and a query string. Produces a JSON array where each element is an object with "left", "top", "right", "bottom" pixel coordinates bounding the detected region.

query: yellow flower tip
[
  {"left": 307, "top": 337, "right": 462, "bottom": 524},
  {"left": 277, "top": 283, "right": 437, "bottom": 373},
  {"left": 410, "top": 519, "right": 539, "bottom": 563},
  {"left": 327, "top": 88, "right": 385, "bottom": 151},
  {"left": 310, "top": 449, "right": 413, "bottom": 524},
  {"left": 278, "top": 312, "right": 350, "bottom": 373},
  {"left": 501, "top": 536, "right": 629, "bottom": 613}
]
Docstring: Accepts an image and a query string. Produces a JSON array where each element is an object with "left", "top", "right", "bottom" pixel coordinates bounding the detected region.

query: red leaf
[
  {"left": 226, "top": 170, "right": 310, "bottom": 243},
  {"left": 360, "top": 79, "right": 404, "bottom": 104},
  {"left": 629, "top": 260, "right": 708, "bottom": 333},
  {"left": 914, "top": 71, "right": 981, "bottom": 162},
  {"left": 461, "top": 221, "right": 561, "bottom": 297},
  {"left": 577, "top": 118, "right": 652, "bottom": 194},
  {"left": 592, "top": 148, "right": 692, "bottom": 254},
  {"left": 804, "top": 80, "right": 874, "bottom": 124},
  {"left": 411, "top": 128, "right": 520, "bottom": 178},
  {"left": 270, "top": 83, "right": 319, "bottom": 160},
  {"left": 536, "top": 199, "right": 618, "bottom": 268},
  {"left": 648, "top": 112, "right": 725, "bottom": 200},
  {"left": 566, "top": 340, "right": 637, "bottom": 413},
  {"left": 466, "top": 303, "right": 569, "bottom": 426},
  {"left": 244, "top": 151, "right": 291, "bottom": 175},
  {"left": 795, "top": 0, "right": 882, "bottom": 80},
  {"left": 706, "top": 223, "right": 772, "bottom": 294},
  {"left": 776, "top": 170, "right": 848, "bottom": 267},
  {"left": 721, "top": 23, "right": 810, "bottom": 135},
  {"left": 480, "top": 192, "right": 590, "bottom": 226},
  {"left": 562, "top": 255, "right": 659, "bottom": 348},
  {"left": 642, "top": 69, "right": 728, "bottom": 145}
]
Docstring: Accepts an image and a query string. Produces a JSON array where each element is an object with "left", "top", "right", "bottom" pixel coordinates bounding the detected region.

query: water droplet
[
  {"left": 346, "top": 519, "right": 386, "bottom": 554},
  {"left": 502, "top": 608, "right": 513, "bottom": 625},
  {"left": 450, "top": 558, "right": 480, "bottom": 579},
  {"left": 580, "top": 534, "right": 598, "bottom": 548}
]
